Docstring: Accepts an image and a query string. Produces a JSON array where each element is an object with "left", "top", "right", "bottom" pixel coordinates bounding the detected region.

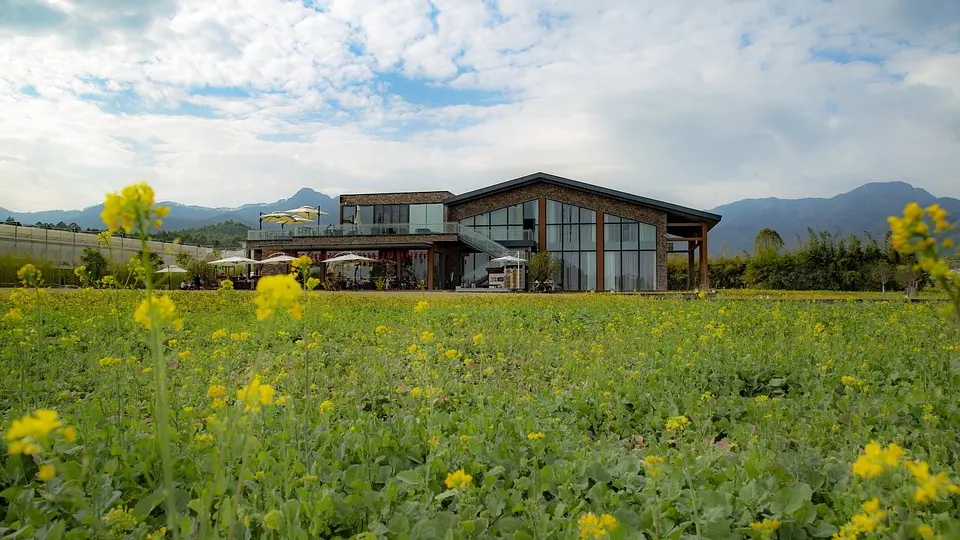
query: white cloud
[{"left": 0, "top": 0, "right": 958, "bottom": 213}]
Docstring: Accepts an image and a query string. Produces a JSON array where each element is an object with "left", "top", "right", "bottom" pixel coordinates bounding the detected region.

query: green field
[{"left": 2, "top": 290, "right": 959, "bottom": 539}]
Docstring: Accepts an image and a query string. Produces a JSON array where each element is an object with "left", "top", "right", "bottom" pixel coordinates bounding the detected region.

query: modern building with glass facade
[{"left": 244, "top": 172, "right": 721, "bottom": 291}]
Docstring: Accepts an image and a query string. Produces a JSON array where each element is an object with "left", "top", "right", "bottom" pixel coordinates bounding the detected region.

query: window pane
[
  {"left": 546, "top": 225, "right": 562, "bottom": 251},
  {"left": 604, "top": 223, "right": 621, "bottom": 250},
  {"left": 461, "top": 216, "right": 474, "bottom": 227},
  {"left": 410, "top": 204, "right": 426, "bottom": 226},
  {"left": 426, "top": 204, "right": 443, "bottom": 225},
  {"left": 639, "top": 222, "right": 657, "bottom": 250},
  {"left": 563, "top": 253, "right": 579, "bottom": 291},
  {"left": 638, "top": 251, "right": 657, "bottom": 290},
  {"left": 562, "top": 204, "right": 577, "bottom": 224},
  {"left": 580, "top": 224, "right": 596, "bottom": 251},
  {"left": 604, "top": 214, "right": 620, "bottom": 224},
  {"left": 622, "top": 223, "right": 639, "bottom": 250},
  {"left": 359, "top": 206, "right": 373, "bottom": 226},
  {"left": 581, "top": 208, "right": 596, "bottom": 224},
  {"left": 399, "top": 205, "right": 409, "bottom": 223},
  {"left": 491, "top": 207, "right": 508, "bottom": 225},
  {"left": 475, "top": 212, "right": 489, "bottom": 226},
  {"left": 581, "top": 251, "right": 596, "bottom": 290},
  {"left": 523, "top": 200, "right": 538, "bottom": 223},
  {"left": 546, "top": 200, "right": 563, "bottom": 224},
  {"left": 604, "top": 251, "right": 620, "bottom": 291},
  {"left": 342, "top": 206, "right": 356, "bottom": 224},
  {"left": 490, "top": 226, "right": 508, "bottom": 241},
  {"left": 508, "top": 204, "right": 523, "bottom": 226},
  {"left": 562, "top": 224, "right": 579, "bottom": 251},
  {"left": 622, "top": 251, "right": 639, "bottom": 290}
]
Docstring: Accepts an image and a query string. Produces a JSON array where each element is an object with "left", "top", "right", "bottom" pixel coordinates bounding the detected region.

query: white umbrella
[
  {"left": 254, "top": 254, "right": 297, "bottom": 264},
  {"left": 321, "top": 253, "right": 378, "bottom": 265},
  {"left": 155, "top": 265, "right": 188, "bottom": 273},
  {"left": 491, "top": 254, "right": 527, "bottom": 265},
  {"left": 285, "top": 205, "right": 328, "bottom": 219},
  {"left": 260, "top": 213, "right": 313, "bottom": 227},
  {"left": 209, "top": 256, "right": 258, "bottom": 265}
]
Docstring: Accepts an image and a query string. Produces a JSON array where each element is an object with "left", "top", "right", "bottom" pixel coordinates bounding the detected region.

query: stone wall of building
[
  {"left": 246, "top": 233, "right": 457, "bottom": 251},
  {"left": 340, "top": 192, "right": 454, "bottom": 206},
  {"left": 446, "top": 182, "right": 669, "bottom": 290}
]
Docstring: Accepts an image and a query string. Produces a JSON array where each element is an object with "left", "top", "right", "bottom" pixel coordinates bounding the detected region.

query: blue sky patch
[
  {"left": 739, "top": 33, "right": 753, "bottom": 48},
  {"left": 377, "top": 73, "right": 509, "bottom": 107},
  {"left": 810, "top": 48, "right": 885, "bottom": 64},
  {"left": 20, "top": 85, "right": 39, "bottom": 97}
]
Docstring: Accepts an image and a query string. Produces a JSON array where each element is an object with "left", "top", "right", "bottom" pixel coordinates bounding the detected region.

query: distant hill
[
  {"left": 0, "top": 188, "right": 338, "bottom": 232},
  {"left": 709, "top": 182, "right": 960, "bottom": 254}
]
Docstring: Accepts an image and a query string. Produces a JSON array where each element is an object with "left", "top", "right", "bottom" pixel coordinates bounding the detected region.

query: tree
[
  {"left": 869, "top": 262, "right": 894, "bottom": 293},
  {"left": 80, "top": 248, "right": 109, "bottom": 281},
  {"left": 895, "top": 264, "right": 924, "bottom": 296},
  {"left": 754, "top": 228, "right": 785, "bottom": 253},
  {"left": 528, "top": 251, "right": 561, "bottom": 291},
  {"left": 136, "top": 248, "right": 164, "bottom": 271},
  {"left": 175, "top": 252, "right": 194, "bottom": 269}
]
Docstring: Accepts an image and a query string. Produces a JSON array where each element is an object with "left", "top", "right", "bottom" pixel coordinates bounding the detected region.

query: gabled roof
[{"left": 444, "top": 172, "right": 722, "bottom": 227}]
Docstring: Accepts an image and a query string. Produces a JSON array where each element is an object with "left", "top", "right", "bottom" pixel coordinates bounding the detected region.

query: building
[{"left": 244, "top": 172, "right": 721, "bottom": 291}]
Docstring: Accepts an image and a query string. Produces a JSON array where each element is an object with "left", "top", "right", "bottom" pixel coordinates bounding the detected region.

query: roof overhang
[{"left": 444, "top": 172, "right": 722, "bottom": 229}]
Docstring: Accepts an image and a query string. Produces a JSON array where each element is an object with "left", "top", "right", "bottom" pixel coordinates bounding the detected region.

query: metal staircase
[{"left": 456, "top": 224, "right": 510, "bottom": 287}]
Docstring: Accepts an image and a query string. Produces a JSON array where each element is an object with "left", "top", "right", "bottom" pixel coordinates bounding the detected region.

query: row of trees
[{"left": 669, "top": 228, "right": 935, "bottom": 292}]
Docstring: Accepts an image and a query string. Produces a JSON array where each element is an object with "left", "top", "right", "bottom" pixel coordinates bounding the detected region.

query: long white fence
[{"left": 0, "top": 224, "right": 241, "bottom": 268}]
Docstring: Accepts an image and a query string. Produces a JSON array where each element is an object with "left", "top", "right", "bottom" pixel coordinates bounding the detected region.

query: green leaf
[
  {"left": 770, "top": 483, "right": 812, "bottom": 518},
  {"left": 809, "top": 522, "right": 838, "bottom": 538},
  {"left": 395, "top": 470, "right": 420, "bottom": 485}
]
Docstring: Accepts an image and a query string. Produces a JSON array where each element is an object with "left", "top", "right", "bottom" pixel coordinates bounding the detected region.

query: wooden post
[
  {"left": 699, "top": 223, "right": 709, "bottom": 289},
  {"left": 427, "top": 247, "right": 435, "bottom": 290},
  {"left": 596, "top": 211, "right": 604, "bottom": 291},
  {"left": 687, "top": 243, "right": 695, "bottom": 290}
]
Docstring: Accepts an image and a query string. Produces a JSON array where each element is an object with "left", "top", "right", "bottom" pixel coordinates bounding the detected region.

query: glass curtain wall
[
  {"left": 341, "top": 204, "right": 443, "bottom": 233},
  {"left": 459, "top": 200, "right": 538, "bottom": 242},
  {"left": 545, "top": 200, "right": 597, "bottom": 291},
  {"left": 603, "top": 214, "right": 656, "bottom": 290}
]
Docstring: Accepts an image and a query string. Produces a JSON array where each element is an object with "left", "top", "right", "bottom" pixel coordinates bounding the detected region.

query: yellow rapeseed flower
[
  {"left": 319, "top": 400, "right": 334, "bottom": 413},
  {"left": 237, "top": 375, "right": 276, "bottom": 413},
  {"left": 37, "top": 463, "right": 56, "bottom": 482},
  {"left": 577, "top": 513, "right": 617, "bottom": 539},
  {"left": 527, "top": 432, "right": 545, "bottom": 440},
  {"left": 133, "top": 294, "right": 179, "bottom": 331},
  {"left": 2, "top": 308, "right": 25, "bottom": 327},
  {"left": 211, "top": 329, "right": 227, "bottom": 340},
  {"left": 16, "top": 264, "right": 42, "bottom": 287},
  {"left": 254, "top": 274, "right": 303, "bottom": 320},
  {"left": 413, "top": 300, "right": 429, "bottom": 313},
  {"left": 444, "top": 469, "right": 472, "bottom": 489},
  {"left": 666, "top": 415, "right": 690, "bottom": 431},
  {"left": 749, "top": 518, "right": 781, "bottom": 538},
  {"left": 5, "top": 409, "right": 63, "bottom": 455},
  {"left": 101, "top": 182, "right": 169, "bottom": 234},
  {"left": 905, "top": 460, "right": 960, "bottom": 504},
  {"left": 291, "top": 255, "right": 312, "bottom": 275},
  {"left": 851, "top": 441, "right": 902, "bottom": 478},
  {"left": 917, "top": 524, "right": 939, "bottom": 540},
  {"left": 410, "top": 387, "right": 422, "bottom": 398}
]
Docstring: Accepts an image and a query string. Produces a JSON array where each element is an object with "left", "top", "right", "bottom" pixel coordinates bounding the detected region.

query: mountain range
[
  {"left": 0, "top": 188, "right": 338, "bottom": 231},
  {"left": 2, "top": 181, "right": 957, "bottom": 254},
  {"left": 709, "top": 181, "right": 960, "bottom": 254}
]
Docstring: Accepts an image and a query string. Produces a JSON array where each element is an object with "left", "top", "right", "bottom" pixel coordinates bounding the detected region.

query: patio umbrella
[
  {"left": 209, "top": 256, "right": 258, "bottom": 265},
  {"left": 491, "top": 252, "right": 527, "bottom": 290},
  {"left": 155, "top": 265, "right": 189, "bottom": 273},
  {"left": 155, "top": 265, "right": 188, "bottom": 289},
  {"left": 254, "top": 254, "right": 298, "bottom": 264},
  {"left": 322, "top": 252, "right": 378, "bottom": 289},
  {"left": 260, "top": 213, "right": 313, "bottom": 229},
  {"left": 285, "top": 205, "right": 328, "bottom": 226}
]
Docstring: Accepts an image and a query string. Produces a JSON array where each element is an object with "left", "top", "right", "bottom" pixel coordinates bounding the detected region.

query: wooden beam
[
  {"left": 664, "top": 236, "right": 703, "bottom": 242},
  {"left": 687, "top": 245, "right": 694, "bottom": 290},
  {"left": 699, "top": 223, "right": 709, "bottom": 289},
  {"left": 427, "top": 246, "right": 435, "bottom": 290},
  {"left": 596, "top": 210, "right": 604, "bottom": 291},
  {"left": 668, "top": 222, "right": 705, "bottom": 227}
]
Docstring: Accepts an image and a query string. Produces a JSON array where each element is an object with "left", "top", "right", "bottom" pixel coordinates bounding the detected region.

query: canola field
[{"left": 1, "top": 290, "right": 959, "bottom": 539}]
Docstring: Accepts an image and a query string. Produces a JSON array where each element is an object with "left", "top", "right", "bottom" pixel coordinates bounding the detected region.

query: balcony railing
[{"left": 248, "top": 223, "right": 454, "bottom": 241}]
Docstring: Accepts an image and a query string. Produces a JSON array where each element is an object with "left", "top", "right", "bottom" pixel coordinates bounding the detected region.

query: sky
[{"left": 1, "top": 0, "right": 959, "bottom": 213}]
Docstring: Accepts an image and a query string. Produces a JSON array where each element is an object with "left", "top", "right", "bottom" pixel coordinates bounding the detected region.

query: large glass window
[
  {"left": 545, "top": 200, "right": 598, "bottom": 290},
  {"left": 459, "top": 200, "right": 538, "bottom": 243},
  {"left": 603, "top": 213, "right": 657, "bottom": 291},
  {"left": 341, "top": 203, "right": 444, "bottom": 233}
]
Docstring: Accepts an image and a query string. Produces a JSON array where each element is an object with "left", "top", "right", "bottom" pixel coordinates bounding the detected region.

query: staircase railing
[{"left": 455, "top": 224, "right": 508, "bottom": 258}]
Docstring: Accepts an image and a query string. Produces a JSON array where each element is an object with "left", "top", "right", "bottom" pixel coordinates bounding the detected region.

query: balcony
[{"left": 247, "top": 223, "right": 454, "bottom": 241}]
